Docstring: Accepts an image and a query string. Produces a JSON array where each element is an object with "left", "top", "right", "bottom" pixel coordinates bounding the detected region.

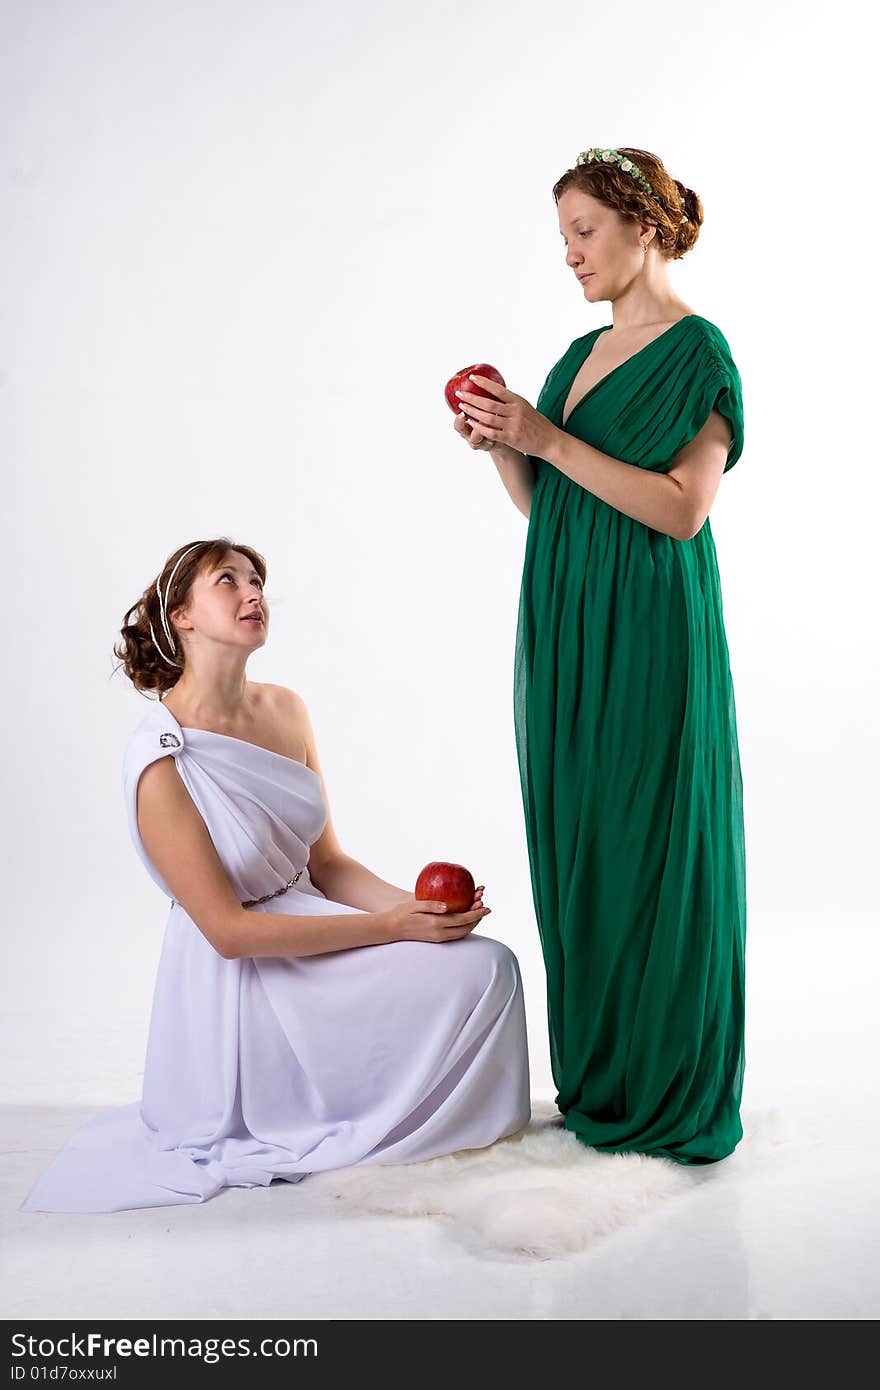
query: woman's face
[
  {"left": 557, "top": 189, "right": 645, "bottom": 300},
  {"left": 172, "top": 549, "right": 268, "bottom": 656}
]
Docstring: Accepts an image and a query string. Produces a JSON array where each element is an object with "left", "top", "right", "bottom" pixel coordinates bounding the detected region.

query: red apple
[
  {"left": 415, "top": 861, "right": 476, "bottom": 914},
  {"left": 444, "top": 363, "right": 506, "bottom": 415}
]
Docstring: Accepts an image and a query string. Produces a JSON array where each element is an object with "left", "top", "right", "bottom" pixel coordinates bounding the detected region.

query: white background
[{"left": 2, "top": 0, "right": 877, "bottom": 1114}]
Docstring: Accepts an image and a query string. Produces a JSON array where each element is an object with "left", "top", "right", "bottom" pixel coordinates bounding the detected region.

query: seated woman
[{"left": 20, "top": 537, "right": 531, "bottom": 1213}]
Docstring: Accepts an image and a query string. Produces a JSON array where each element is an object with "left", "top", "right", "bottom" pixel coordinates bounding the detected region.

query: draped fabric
[
  {"left": 514, "top": 314, "right": 746, "bottom": 1164},
  {"left": 20, "top": 700, "right": 530, "bottom": 1213}
]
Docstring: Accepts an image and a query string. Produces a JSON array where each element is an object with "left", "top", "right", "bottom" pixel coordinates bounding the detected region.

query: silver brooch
[{"left": 159, "top": 733, "right": 181, "bottom": 749}]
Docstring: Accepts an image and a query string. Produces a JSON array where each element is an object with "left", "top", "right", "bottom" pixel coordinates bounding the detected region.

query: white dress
[{"left": 20, "top": 700, "right": 531, "bottom": 1213}]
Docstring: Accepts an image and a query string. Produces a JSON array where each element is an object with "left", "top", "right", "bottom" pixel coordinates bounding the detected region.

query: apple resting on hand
[{"left": 415, "top": 861, "right": 476, "bottom": 914}]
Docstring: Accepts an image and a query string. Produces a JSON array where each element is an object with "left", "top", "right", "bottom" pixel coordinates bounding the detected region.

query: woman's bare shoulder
[
  {"left": 249, "top": 682, "right": 312, "bottom": 763},
  {"left": 251, "top": 681, "right": 309, "bottom": 719}
]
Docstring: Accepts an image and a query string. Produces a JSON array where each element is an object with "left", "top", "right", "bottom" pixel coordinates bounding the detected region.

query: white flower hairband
[{"left": 575, "top": 148, "right": 689, "bottom": 223}]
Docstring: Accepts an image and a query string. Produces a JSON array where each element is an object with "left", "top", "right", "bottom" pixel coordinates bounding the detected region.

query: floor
[{"left": 3, "top": 914, "right": 878, "bottom": 1320}]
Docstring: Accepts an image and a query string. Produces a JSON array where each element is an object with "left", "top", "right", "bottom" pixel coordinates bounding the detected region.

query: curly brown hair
[
  {"left": 553, "top": 148, "right": 702, "bottom": 261},
  {"left": 113, "top": 537, "right": 268, "bottom": 697}
]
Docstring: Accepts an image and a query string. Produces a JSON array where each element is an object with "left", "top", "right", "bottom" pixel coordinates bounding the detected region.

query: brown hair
[
  {"left": 113, "top": 537, "right": 268, "bottom": 697},
  {"left": 553, "top": 148, "right": 702, "bottom": 261}
]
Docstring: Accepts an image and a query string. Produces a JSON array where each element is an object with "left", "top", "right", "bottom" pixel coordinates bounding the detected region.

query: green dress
[{"left": 514, "top": 314, "right": 746, "bottom": 1165}]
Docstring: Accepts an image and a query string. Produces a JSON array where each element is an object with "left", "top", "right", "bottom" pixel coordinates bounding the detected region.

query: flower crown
[{"left": 574, "top": 148, "right": 689, "bottom": 223}]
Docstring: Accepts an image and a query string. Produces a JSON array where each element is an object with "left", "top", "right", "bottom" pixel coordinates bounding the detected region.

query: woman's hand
[
  {"left": 380, "top": 885, "right": 491, "bottom": 945},
  {"left": 453, "top": 407, "right": 496, "bottom": 452},
  {"left": 454, "top": 374, "right": 559, "bottom": 457}
]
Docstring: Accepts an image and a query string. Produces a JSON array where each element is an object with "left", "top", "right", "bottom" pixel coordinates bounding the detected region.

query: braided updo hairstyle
[
  {"left": 113, "top": 537, "right": 268, "bottom": 698},
  {"left": 553, "top": 147, "right": 702, "bottom": 261}
]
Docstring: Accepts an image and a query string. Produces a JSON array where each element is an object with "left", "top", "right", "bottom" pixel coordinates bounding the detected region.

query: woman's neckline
[
  {"left": 561, "top": 313, "right": 701, "bottom": 428},
  {"left": 158, "top": 702, "right": 320, "bottom": 779}
]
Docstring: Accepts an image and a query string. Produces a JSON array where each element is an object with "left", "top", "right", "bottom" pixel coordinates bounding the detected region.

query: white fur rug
[{"left": 305, "top": 1099, "right": 796, "bottom": 1260}]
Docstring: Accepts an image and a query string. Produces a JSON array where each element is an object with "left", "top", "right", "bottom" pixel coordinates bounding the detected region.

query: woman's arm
[
  {"left": 453, "top": 409, "right": 533, "bottom": 518},
  {"left": 459, "top": 375, "right": 732, "bottom": 539},
  {"left": 309, "top": 854, "right": 412, "bottom": 912},
  {"left": 544, "top": 409, "right": 732, "bottom": 540},
  {"left": 136, "top": 756, "right": 392, "bottom": 960},
  {"left": 488, "top": 443, "right": 534, "bottom": 519}
]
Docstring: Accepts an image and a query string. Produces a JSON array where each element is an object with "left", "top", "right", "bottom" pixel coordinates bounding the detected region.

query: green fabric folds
[{"left": 514, "top": 315, "right": 746, "bottom": 1164}]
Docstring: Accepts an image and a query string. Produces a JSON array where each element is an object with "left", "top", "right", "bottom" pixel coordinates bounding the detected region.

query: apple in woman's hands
[
  {"left": 415, "top": 861, "right": 477, "bottom": 914},
  {"left": 447, "top": 364, "right": 506, "bottom": 451},
  {"left": 452, "top": 366, "right": 558, "bottom": 458},
  {"left": 445, "top": 363, "right": 506, "bottom": 415}
]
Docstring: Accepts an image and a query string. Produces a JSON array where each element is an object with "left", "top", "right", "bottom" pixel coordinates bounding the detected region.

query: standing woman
[{"left": 454, "top": 147, "right": 746, "bottom": 1164}]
